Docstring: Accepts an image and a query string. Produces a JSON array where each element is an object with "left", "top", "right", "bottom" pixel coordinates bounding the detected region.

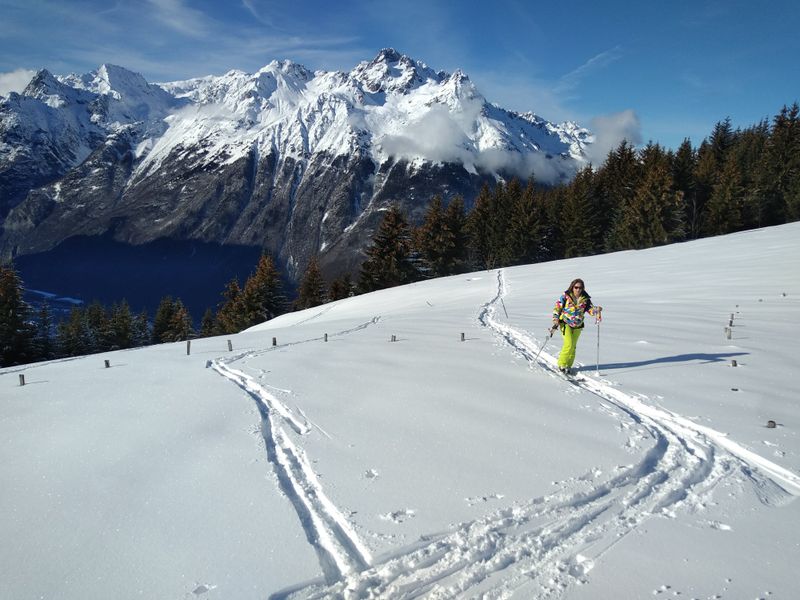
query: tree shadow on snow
[{"left": 591, "top": 351, "right": 749, "bottom": 372}]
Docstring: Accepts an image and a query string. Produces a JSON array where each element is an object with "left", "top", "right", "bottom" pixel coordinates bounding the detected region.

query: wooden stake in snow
[
  {"left": 104, "top": 360, "right": 110, "bottom": 368},
  {"left": 272, "top": 337, "right": 277, "bottom": 347},
  {"left": 767, "top": 420, "right": 777, "bottom": 429},
  {"left": 391, "top": 335, "right": 397, "bottom": 342},
  {"left": 186, "top": 340, "right": 191, "bottom": 355},
  {"left": 731, "top": 359, "right": 738, "bottom": 367},
  {"left": 19, "top": 374, "right": 25, "bottom": 386},
  {"left": 461, "top": 332, "right": 465, "bottom": 342},
  {"left": 724, "top": 326, "right": 732, "bottom": 339},
  {"left": 227, "top": 340, "right": 233, "bottom": 352},
  {"left": 324, "top": 333, "right": 328, "bottom": 342}
]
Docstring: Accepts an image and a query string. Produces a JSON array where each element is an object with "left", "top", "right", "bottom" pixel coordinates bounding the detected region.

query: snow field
[{"left": 2, "top": 222, "right": 799, "bottom": 598}]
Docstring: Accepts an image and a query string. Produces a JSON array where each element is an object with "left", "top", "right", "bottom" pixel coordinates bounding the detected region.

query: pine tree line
[
  {"left": 355, "top": 103, "right": 800, "bottom": 291},
  {"left": 0, "top": 251, "right": 346, "bottom": 366},
  {"left": 2, "top": 253, "right": 327, "bottom": 366},
  {"left": 1, "top": 265, "right": 155, "bottom": 366}
]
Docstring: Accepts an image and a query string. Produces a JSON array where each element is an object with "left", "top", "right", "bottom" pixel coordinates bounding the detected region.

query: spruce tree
[
  {"left": 562, "top": 167, "right": 600, "bottom": 257},
  {"left": 443, "top": 195, "right": 469, "bottom": 273},
  {"left": 488, "top": 180, "right": 518, "bottom": 267},
  {"left": 152, "top": 296, "right": 177, "bottom": 343},
  {"left": 329, "top": 273, "right": 355, "bottom": 301},
  {"left": 671, "top": 138, "right": 699, "bottom": 236},
  {"left": 200, "top": 308, "right": 216, "bottom": 337},
  {"left": 729, "top": 122, "right": 769, "bottom": 229},
  {"left": 294, "top": 256, "right": 327, "bottom": 310},
  {"left": 465, "top": 185, "right": 494, "bottom": 269},
  {"left": 691, "top": 141, "right": 719, "bottom": 239},
  {"left": 167, "top": 299, "right": 194, "bottom": 342},
  {"left": 506, "top": 178, "right": 546, "bottom": 265},
  {"left": 596, "top": 140, "right": 639, "bottom": 248},
  {"left": 85, "top": 301, "right": 111, "bottom": 353},
  {"left": 540, "top": 186, "right": 567, "bottom": 260},
  {"left": 757, "top": 103, "right": 800, "bottom": 224},
  {"left": 414, "top": 196, "right": 456, "bottom": 277},
  {"left": 241, "top": 254, "right": 286, "bottom": 326},
  {"left": 786, "top": 103, "right": 800, "bottom": 221},
  {"left": 57, "top": 307, "right": 91, "bottom": 358},
  {"left": 644, "top": 143, "right": 685, "bottom": 243},
  {"left": 215, "top": 280, "right": 246, "bottom": 334},
  {"left": 709, "top": 118, "right": 736, "bottom": 165},
  {"left": 109, "top": 301, "right": 133, "bottom": 350},
  {"left": 613, "top": 147, "right": 683, "bottom": 249},
  {"left": 358, "top": 205, "right": 416, "bottom": 292},
  {"left": 132, "top": 310, "right": 151, "bottom": 347},
  {"left": 703, "top": 156, "right": 744, "bottom": 236},
  {"left": 0, "top": 263, "right": 36, "bottom": 366},
  {"left": 34, "top": 302, "right": 55, "bottom": 362}
]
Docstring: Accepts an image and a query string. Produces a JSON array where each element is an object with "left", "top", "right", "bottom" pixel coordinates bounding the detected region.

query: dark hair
[{"left": 565, "top": 278, "right": 591, "bottom": 302}]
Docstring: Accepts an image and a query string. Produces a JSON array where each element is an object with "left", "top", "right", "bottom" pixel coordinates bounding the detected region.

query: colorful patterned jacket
[{"left": 552, "top": 293, "right": 600, "bottom": 329}]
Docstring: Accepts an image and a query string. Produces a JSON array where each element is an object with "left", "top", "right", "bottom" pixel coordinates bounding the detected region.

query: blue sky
[{"left": 1, "top": 0, "right": 798, "bottom": 151}]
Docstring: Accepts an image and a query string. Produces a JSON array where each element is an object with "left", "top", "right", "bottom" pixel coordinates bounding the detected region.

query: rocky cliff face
[{"left": 0, "top": 49, "right": 593, "bottom": 281}]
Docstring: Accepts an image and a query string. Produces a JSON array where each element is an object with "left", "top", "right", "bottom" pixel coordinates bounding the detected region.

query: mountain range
[{"left": 0, "top": 49, "right": 592, "bottom": 310}]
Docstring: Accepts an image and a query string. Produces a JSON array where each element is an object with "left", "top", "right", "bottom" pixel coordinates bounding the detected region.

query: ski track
[
  {"left": 211, "top": 317, "right": 381, "bottom": 586},
  {"left": 216, "top": 277, "right": 800, "bottom": 599}
]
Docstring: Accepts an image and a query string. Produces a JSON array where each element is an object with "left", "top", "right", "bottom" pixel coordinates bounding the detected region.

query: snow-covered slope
[{"left": 2, "top": 223, "right": 799, "bottom": 599}]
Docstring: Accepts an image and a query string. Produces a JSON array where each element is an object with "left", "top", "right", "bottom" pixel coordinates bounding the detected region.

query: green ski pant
[{"left": 557, "top": 325, "right": 582, "bottom": 368}]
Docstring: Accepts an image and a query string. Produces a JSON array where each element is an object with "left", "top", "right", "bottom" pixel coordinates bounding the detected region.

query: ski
[{"left": 555, "top": 367, "right": 585, "bottom": 383}]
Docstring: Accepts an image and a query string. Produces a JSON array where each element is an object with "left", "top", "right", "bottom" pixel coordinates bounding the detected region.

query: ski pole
[
  {"left": 595, "top": 318, "right": 601, "bottom": 376},
  {"left": 534, "top": 325, "right": 557, "bottom": 362}
]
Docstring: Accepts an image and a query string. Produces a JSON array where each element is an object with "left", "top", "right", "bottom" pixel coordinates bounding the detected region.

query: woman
[{"left": 552, "top": 278, "right": 602, "bottom": 374}]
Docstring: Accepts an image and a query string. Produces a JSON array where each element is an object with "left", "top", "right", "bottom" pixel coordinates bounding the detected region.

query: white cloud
[
  {"left": 0, "top": 69, "right": 36, "bottom": 96},
  {"left": 145, "top": 0, "right": 210, "bottom": 37},
  {"left": 555, "top": 47, "right": 624, "bottom": 95},
  {"left": 380, "top": 103, "right": 475, "bottom": 165},
  {"left": 477, "top": 149, "right": 573, "bottom": 184},
  {"left": 241, "top": 0, "right": 278, "bottom": 28},
  {"left": 584, "top": 109, "right": 642, "bottom": 166},
  {"left": 379, "top": 100, "right": 577, "bottom": 184}
]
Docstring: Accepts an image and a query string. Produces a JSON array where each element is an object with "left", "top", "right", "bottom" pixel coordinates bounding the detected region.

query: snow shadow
[{"left": 593, "top": 352, "right": 748, "bottom": 372}]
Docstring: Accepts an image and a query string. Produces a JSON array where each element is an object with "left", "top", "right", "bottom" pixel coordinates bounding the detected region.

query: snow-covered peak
[
  {"left": 60, "top": 64, "right": 156, "bottom": 100},
  {"left": 4, "top": 51, "right": 593, "bottom": 188},
  {"left": 94, "top": 64, "right": 149, "bottom": 97},
  {"left": 132, "top": 50, "right": 592, "bottom": 181},
  {"left": 161, "top": 61, "right": 311, "bottom": 111},
  {"left": 21, "top": 69, "right": 84, "bottom": 108},
  {"left": 22, "top": 69, "right": 60, "bottom": 95},
  {"left": 351, "top": 48, "right": 447, "bottom": 94},
  {"left": 552, "top": 119, "right": 594, "bottom": 156},
  {"left": 55, "top": 64, "right": 178, "bottom": 124},
  {"left": 159, "top": 70, "right": 251, "bottom": 104},
  {"left": 257, "top": 59, "right": 313, "bottom": 83}
]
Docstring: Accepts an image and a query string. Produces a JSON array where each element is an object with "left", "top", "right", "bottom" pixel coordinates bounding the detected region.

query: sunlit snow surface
[{"left": 3, "top": 223, "right": 799, "bottom": 599}]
